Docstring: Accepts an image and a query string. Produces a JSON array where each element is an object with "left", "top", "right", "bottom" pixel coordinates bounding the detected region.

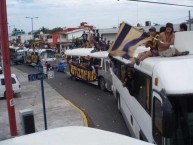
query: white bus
[
  {"left": 65, "top": 48, "right": 112, "bottom": 91},
  {"left": 0, "top": 126, "right": 153, "bottom": 145},
  {"left": 25, "top": 48, "right": 57, "bottom": 68},
  {"left": 110, "top": 31, "right": 193, "bottom": 145},
  {"left": 9, "top": 46, "right": 25, "bottom": 64}
]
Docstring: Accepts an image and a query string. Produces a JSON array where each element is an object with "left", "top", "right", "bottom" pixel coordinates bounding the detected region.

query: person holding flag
[
  {"left": 108, "top": 22, "right": 152, "bottom": 61},
  {"left": 134, "top": 27, "right": 159, "bottom": 65},
  {"left": 108, "top": 22, "right": 189, "bottom": 66}
]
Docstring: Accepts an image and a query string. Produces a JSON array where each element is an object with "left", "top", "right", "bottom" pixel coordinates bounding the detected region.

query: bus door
[
  {"left": 152, "top": 91, "right": 163, "bottom": 145},
  {"left": 102, "top": 59, "right": 112, "bottom": 91}
]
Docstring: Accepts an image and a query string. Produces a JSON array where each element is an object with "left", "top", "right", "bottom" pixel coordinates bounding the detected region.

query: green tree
[
  {"left": 33, "top": 27, "right": 63, "bottom": 38},
  {"left": 50, "top": 27, "right": 63, "bottom": 33}
]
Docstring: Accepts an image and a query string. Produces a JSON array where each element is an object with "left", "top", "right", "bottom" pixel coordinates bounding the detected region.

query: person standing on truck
[
  {"left": 158, "top": 22, "right": 189, "bottom": 57},
  {"left": 82, "top": 31, "right": 88, "bottom": 45}
]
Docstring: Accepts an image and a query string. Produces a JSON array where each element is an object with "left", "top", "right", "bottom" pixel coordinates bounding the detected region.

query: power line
[{"left": 126, "top": 0, "right": 193, "bottom": 7}]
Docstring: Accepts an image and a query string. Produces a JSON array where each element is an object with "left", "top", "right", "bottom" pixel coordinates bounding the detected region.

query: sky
[{"left": 6, "top": 0, "right": 193, "bottom": 33}]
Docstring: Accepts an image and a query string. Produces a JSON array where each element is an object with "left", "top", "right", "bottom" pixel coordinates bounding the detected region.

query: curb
[{"left": 66, "top": 100, "right": 88, "bottom": 127}]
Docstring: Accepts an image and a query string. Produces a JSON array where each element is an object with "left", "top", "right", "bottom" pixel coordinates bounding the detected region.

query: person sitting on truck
[
  {"left": 179, "top": 23, "right": 188, "bottom": 31},
  {"left": 92, "top": 58, "right": 101, "bottom": 74},
  {"left": 83, "top": 55, "right": 94, "bottom": 71},
  {"left": 158, "top": 22, "right": 189, "bottom": 57},
  {"left": 133, "top": 27, "right": 159, "bottom": 65}
]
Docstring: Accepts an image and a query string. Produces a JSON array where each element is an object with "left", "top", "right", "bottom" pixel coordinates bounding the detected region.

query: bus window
[
  {"left": 153, "top": 98, "right": 162, "bottom": 145},
  {"left": 106, "top": 60, "right": 109, "bottom": 71},
  {"left": 121, "top": 65, "right": 126, "bottom": 82},
  {"left": 112, "top": 60, "right": 121, "bottom": 79},
  {"left": 134, "top": 71, "right": 152, "bottom": 114},
  {"left": 146, "top": 78, "right": 151, "bottom": 110}
]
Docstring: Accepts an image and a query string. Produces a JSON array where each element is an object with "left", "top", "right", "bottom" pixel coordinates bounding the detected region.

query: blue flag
[{"left": 108, "top": 22, "right": 151, "bottom": 59}]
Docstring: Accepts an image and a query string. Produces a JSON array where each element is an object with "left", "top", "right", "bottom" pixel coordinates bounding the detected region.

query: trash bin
[{"left": 19, "top": 108, "right": 35, "bottom": 134}]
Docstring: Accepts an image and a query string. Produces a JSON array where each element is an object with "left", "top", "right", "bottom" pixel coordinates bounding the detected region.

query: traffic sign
[
  {"left": 28, "top": 72, "right": 48, "bottom": 130},
  {"left": 28, "top": 73, "right": 47, "bottom": 82}
]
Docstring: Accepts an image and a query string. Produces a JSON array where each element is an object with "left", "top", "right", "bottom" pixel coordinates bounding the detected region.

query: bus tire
[{"left": 99, "top": 77, "right": 106, "bottom": 91}]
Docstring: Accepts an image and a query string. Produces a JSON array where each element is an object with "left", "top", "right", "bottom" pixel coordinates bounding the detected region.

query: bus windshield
[
  {"left": 47, "top": 52, "right": 55, "bottom": 58},
  {"left": 167, "top": 94, "right": 193, "bottom": 145}
]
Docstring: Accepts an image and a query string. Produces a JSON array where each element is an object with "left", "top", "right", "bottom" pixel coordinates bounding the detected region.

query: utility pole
[
  {"left": 8, "top": 25, "right": 15, "bottom": 43},
  {"left": 25, "top": 17, "right": 38, "bottom": 40},
  {"left": 189, "top": 10, "right": 191, "bottom": 31},
  {"left": 0, "top": 0, "right": 17, "bottom": 136}
]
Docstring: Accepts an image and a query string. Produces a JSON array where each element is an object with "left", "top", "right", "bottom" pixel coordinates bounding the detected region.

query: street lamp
[{"left": 25, "top": 17, "right": 38, "bottom": 40}]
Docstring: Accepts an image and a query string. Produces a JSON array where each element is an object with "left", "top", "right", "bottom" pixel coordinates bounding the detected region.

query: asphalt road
[{"left": 13, "top": 64, "right": 130, "bottom": 136}]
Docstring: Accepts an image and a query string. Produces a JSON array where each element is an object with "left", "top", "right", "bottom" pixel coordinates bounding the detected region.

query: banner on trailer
[{"left": 70, "top": 63, "right": 97, "bottom": 82}]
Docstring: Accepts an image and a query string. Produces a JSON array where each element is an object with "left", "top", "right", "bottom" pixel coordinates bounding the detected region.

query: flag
[{"left": 108, "top": 22, "right": 151, "bottom": 59}]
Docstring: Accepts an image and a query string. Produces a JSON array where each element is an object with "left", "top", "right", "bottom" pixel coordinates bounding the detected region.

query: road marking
[{"left": 66, "top": 100, "right": 88, "bottom": 127}]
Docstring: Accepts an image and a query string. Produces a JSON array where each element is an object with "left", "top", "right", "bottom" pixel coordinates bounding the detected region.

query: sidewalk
[{"left": 0, "top": 67, "right": 86, "bottom": 140}]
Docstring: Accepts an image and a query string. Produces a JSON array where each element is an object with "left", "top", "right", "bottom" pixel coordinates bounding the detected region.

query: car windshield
[{"left": 166, "top": 94, "right": 193, "bottom": 145}]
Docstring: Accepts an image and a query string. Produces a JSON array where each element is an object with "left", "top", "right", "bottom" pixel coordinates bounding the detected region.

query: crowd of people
[
  {"left": 132, "top": 22, "right": 189, "bottom": 65},
  {"left": 67, "top": 22, "right": 190, "bottom": 79},
  {"left": 80, "top": 22, "right": 190, "bottom": 66},
  {"left": 123, "top": 22, "right": 190, "bottom": 93},
  {"left": 80, "top": 30, "right": 111, "bottom": 51}
]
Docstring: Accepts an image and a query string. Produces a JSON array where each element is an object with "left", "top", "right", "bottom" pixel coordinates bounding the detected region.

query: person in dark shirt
[
  {"left": 123, "top": 70, "right": 135, "bottom": 96},
  {"left": 82, "top": 31, "right": 88, "bottom": 44},
  {"left": 179, "top": 23, "right": 188, "bottom": 31}
]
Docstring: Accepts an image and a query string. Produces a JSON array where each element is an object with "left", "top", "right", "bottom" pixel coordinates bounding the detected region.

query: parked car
[{"left": 0, "top": 74, "right": 21, "bottom": 98}]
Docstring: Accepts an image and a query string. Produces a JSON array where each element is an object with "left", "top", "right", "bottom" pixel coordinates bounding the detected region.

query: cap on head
[{"left": 149, "top": 27, "right": 156, "bottom": 32}]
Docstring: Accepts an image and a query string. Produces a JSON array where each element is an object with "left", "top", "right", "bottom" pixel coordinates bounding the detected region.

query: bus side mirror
[{"left": 162, "top": 99, "right": 175, "bottom": 137}]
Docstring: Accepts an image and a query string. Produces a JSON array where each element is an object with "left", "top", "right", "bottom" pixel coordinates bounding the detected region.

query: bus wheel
[{"left": 99, "top": 77, "right": 106, "bottom": 91}]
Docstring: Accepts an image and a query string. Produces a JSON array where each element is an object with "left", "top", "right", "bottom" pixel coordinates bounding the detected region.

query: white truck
[
  {"left": 65, "top": 48, "right": 112, "bottom": 91},
  {"left": 0, "top": 73, "right": 21, "bottom": 98},
  {"left": 110, "top": 31, "right": 193, "bottom": 145}
]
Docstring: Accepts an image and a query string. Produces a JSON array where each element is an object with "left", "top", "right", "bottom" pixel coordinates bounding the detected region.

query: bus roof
[
  {"left": 0, "top": 126, "right": 153, "bottom": 145},
  {"left": 65, "top": 48, "right": 109, "bottom": 58},
  {"left": 153, "top": 56, "right": 193, "bottom": 94},
  {"left": 113, "top": 53, "right": 193, "bottom": 94},
  {"left": 116, "top": 50, "right": 193, "bottom": 95},
  {"left": 112, "top": 31, "right": 193, "bottom": 94},
  {"left": 9, "top": 46, "right": 25, "bottom": 50}
]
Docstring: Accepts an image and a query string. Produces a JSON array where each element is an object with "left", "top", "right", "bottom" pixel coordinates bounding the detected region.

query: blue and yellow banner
[
  {"left": 70, "top": 63, "right": 97, "bottom": 82},
  {"left": 108, "top": 22, "right": 151, "bottom": 59}
]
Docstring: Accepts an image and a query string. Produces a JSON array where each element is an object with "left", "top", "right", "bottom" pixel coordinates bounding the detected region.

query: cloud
[{"left": 6, "top": 0, "right": 193, "bottom": 32}]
